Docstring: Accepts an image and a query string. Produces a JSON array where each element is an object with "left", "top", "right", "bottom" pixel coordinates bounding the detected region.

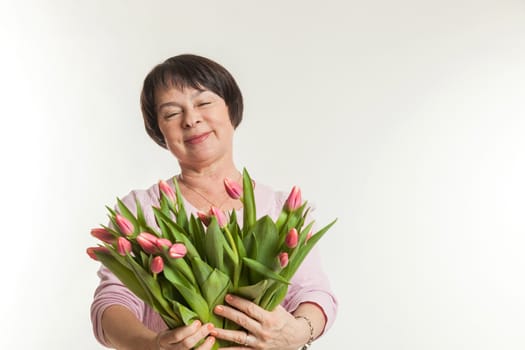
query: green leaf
[
  {"left": 262, "top": 283, "right": 289, "bottom": 311},
  {"left": 201, "top": 269, "right": 231, "bottom": 308},
  {"left": 135, "top": 197, "right": 147, "bottom": 231},
  {"left": 94, "top": 248, "right": 150, "bottom": 303},
  {"left": 191, "top": 257, "right": 214, "bottom": 286},
  {"left": 171, "top": 301, "right": 199, "bottom": 325},
  {"left": 163, "top": 262, "right": 193, "bottom": 291},
  {"left": 282, "top": 218, "right": 337, "bottom": 280},
  {"left": 235, "top": 279, "right": 269, "bottom": 302},
  {"left": 171, "top": 281, "right": 210, "bottom": 322},
  {"left": 164, "top": 255, "right": 197, "bottom": 287},
  {"left": 277, "top": 202, "right": 308, "bottom": 238},
  {"left": 116, "top": 198, "right": 139, "bottom": 235},
  {"left": 241, "top": 168, "right": 256, "bottom": 234},
  {"left": 123, "top": 253, "right": 179, "bottom": 320},
  {"left": 189, "top": 215, "right": 206, "bottom": 255},
  {"left": 159, "top": 277, "right": 183, "bottom": 303},
  {"left": 204, "top": 219, "right": 224, "bottom": 270},
  {"left": 172, "top": 177, "right": 189, "bottom": 230},
  {"left": 251, "top": 216, "right": 279, "bottom": 269},
  {"left": 242, "top": 257, "right": 290, "bottom": 284}
]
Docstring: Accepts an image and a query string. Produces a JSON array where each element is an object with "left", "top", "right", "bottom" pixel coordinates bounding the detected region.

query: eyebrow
[{"left": 156, "top": 90, "right": 207, "bottom": 111}]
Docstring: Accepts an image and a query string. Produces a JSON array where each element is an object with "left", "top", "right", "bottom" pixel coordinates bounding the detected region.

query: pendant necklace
[{"left": 177, "top": 173, "right": 242, "bottom": 210}]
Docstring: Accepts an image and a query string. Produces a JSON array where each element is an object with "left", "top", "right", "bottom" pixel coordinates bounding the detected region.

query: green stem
[{"left": 223, "top": 227, "right": 240, "bottom": 289}]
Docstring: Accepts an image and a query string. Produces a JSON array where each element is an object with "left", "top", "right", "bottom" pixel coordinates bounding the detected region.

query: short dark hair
[{"left": 140, "top": 54, "right": 244, "bottom": 148}]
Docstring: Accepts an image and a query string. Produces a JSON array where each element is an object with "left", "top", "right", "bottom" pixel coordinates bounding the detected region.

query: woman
[{"left": 90, "top": 54, "right": 337, "bottom": 349}]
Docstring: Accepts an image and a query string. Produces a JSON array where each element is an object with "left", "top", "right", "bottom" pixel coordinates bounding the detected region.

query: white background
[{"left": 1, "top": 1, "right": 524, "bottom": 349}]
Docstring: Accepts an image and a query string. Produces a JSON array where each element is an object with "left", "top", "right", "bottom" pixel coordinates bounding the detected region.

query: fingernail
[
  {"left": 207, "top": 323, "right": 214, "bottom": 330},
  {"left": 210, "top": 330, "right": 218, "bottom": 337},
  {"left": 208, "top": 336, "right": 215, "bottom": 344},
  {"left": 225, "top": 294, "right": 233, "bottom": 302},
  {"left": 193, "top": 320, "right": 201, "bottom": 327},
  {"left": 215, "top": 305, "right": 224, "bottom": 312}
]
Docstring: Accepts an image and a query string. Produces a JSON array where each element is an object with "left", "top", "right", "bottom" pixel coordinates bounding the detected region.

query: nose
[{"left": 182, "top": 107, "right": 202, "bottom": 128}]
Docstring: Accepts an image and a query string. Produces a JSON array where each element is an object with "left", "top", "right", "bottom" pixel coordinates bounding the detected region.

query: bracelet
[{"left": 295, "top": 315, "right": 314, "bottom": 349}]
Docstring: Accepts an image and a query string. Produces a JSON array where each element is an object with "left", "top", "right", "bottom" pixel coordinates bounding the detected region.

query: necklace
[{"left": 177, "top": 172, "right": 242, "bottom": 210}]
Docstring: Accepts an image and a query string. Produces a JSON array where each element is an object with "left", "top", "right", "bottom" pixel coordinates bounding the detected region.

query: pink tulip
[
  {"left": 137, "top": 232, "right": 160, "bottom": 254},
  {"left": 224, "top": 177, "right": 242, "bottom": 199},
  {"left": 90, "top": 228, "right": 115, "bottom": 244},
  {"left": 279, "top": 252, "right": 289, "bottom": 268},
  {"left": 150, "top": 256, "right": 164, "bottom": 274},
  {"left": 115, "top": 214, "right": 134, "bottom": 236},
  {"left": 285, "top": 228, "right": 299, "bottom": 248},
  {"left": 197, "top": 211, "right": 211, "bottom": 226},
  {"left": 169, "top": 243, "right": 187, "bottom": 259},
  {"left": 155, "top": 238, "right": 172, "bottom": 250},
  {"left": 306, "top": 231, "right": 313, "bottom": 242},
  {"left": 285, "top": 186, "right": 302, "bottom": 211},
  {"left": 158, "top": 179, "right": 176, "bottom": 202},
  {"left": 86, "top": 246, "right": 110, "bottom": 261},
  {"left": 209, "top": 206, "right": 227, "bottom": 228},
  {"left": 117, "top": 237, "right": 132, "bottom": 256}
]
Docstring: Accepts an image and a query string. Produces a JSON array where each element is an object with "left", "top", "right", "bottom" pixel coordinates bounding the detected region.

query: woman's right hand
[{"left": 154, "top": 320, "right": 216, "bottom": 350}]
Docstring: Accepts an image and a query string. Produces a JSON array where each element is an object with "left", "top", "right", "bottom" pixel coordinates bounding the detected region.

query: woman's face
[{"left": 155, "top": 86, "right": 235, "bottom": 169}]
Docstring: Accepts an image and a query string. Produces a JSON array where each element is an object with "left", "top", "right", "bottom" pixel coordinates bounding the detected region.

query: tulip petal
[
  {"left": 159, "top": 179, "right": 176, "bottom": 202},
  {"left": 285, "top": 186, "right": 302, "bottom": 211},
  {"left": 224, "top": 177, "right": 242, "bottom": 199}
]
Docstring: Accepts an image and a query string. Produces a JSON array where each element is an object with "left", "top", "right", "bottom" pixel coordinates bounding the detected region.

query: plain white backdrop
[{"left": 1, "top": 0, "right": 524, "bottom": 349}]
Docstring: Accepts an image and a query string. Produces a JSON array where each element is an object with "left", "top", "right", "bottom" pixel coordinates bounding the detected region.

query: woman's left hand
[{"left": 212, "top": 294, "right": 310, "bottom": 350}]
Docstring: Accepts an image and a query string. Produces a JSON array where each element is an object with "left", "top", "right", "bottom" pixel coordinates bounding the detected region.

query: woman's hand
[
  {"left": 212, "top": 295, "right": 311, "bottom": 350},
  {"left": 155, "top": 320, "right": 216, "bottom": 350}
]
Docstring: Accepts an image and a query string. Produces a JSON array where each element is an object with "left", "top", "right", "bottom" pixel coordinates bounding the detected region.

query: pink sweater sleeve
[
  {"left": 281, "top": 246, "right": 338, "bottom": 333},
  {"left": 90, "top": 266, "right": 146, "bottom": 346}
]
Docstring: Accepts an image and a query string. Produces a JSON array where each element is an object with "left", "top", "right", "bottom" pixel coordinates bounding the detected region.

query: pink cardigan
[{"left": 90, "top": 180, "right": 338, "bottom": 346}]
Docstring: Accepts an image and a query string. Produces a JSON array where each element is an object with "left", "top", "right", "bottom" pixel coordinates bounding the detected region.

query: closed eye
[{"left": 164, "top": 112, "right": 180, "bottom": 119}]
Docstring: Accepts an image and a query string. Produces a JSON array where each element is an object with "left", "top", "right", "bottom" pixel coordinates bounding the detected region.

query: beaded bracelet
[{"left": 295, "top": 315, "right": 314, "bottom": 349}]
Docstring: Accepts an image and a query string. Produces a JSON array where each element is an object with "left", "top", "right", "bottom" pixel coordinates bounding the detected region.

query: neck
[{"left": 176, "top": 162, "right": 242, "bottom": 212}]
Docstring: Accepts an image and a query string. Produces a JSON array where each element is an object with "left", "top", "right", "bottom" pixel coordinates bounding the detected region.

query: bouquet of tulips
[{"left": 87, "top": 169, "right": 336, "bottom": 348}]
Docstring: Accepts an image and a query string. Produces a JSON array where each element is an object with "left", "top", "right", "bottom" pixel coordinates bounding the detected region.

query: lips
[{"left": 184, "top": 131, "right": 212, "bottom": 145}]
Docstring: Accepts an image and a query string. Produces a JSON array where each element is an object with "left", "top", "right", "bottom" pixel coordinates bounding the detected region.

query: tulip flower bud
[
  {"left": 285, "top": 228, "right": 299, "bottom": 248},
  {"left": 158, "top": 179, "right": 176, "bottom": 202},
  {"left": 115, "top": 214, "right": 134, "bottom": 236},
  {"left": 306, "top": 231, "right": 313, "bottom": 242},
  {"left": 117, "top": 237, "right": 132, "bottom": 256},
  {"left": 155, "top": 238, "right": 172, "bottom": 251},
  {"left": 150, "top": 256, "right": 164, "bottom": 274},
  {"left": 90, "top": 228, "right": 115, "bottom": 244},
  {"left": 285, "top": 186, "right": 302, "bottom": 211},
  {"left": 224, "top": 177, "right": 242, "bottom": 199},
  {"left": 86, "top": 246, "right": 110, "bottom": 261},
  {"left": 197, "top": 211, "right": 211, "bottom": 227},
  {"left": 169, "top": 243, "right": 187, "bottom": 259},
  {"left": 137, "top": 232, "right": 160, "bottom": 254},
  {"left": 209, "top": 206, "right": 227, "bottom": 228},
  {"left": 278, "top": 252, "right": 289, "bottom": 268}
]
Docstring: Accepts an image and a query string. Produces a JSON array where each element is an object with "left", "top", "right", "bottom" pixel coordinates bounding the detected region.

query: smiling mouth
[{"left": 185, "top": 131, "right": 212, "bottom": 145}]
